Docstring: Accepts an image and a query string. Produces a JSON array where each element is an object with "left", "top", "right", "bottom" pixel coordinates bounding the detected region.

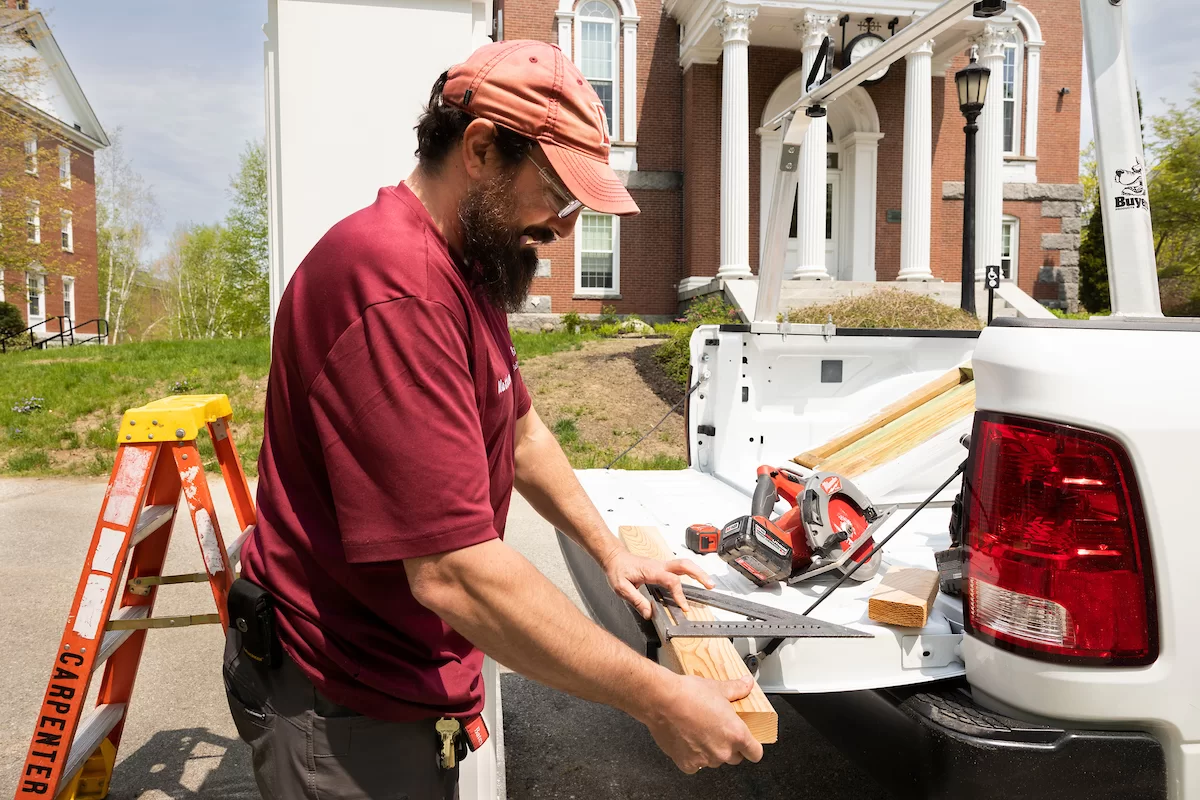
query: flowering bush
[{"left": 12, "top": 396, "right": 43, "bottom": 414}]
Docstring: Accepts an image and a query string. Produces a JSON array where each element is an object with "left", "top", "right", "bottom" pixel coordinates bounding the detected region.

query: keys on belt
[{"left": 435, "top": 714, "right": 490, "bottom": 770}]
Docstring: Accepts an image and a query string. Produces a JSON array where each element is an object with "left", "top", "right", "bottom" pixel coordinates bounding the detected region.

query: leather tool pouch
[{"left": 228, "top": 578, "right": 282, "bottom": 669}]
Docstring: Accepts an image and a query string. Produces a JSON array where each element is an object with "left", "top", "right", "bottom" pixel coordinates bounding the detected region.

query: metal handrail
[
  {"left": 70, "top": 318, "right": 110, "bottom": 346},
  {"left": 1, "top": 315, "right": 68, "bottom": 353},
  {"left": 0, "top": 316, "right": 109, "bottom": 353}
]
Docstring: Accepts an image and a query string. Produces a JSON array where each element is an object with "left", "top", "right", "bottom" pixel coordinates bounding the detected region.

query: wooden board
[
  {"left": 618, "top": 525, "right": 778, "bottom": 744},
  {"left": 794, "top": 365, "right": 970, "bottom": 469},
  {"left": 868, "top": 567, "right": 941, "bottom": 628},
  {"left": 814, "top": 382, "right": 976, "bottom": 479}
]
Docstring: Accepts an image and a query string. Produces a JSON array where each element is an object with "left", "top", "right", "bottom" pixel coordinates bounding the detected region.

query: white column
[
  {"left": 556, "top": 10, "right": 574, "bottom": 60},
  {"left": 973, "top": 25, "right": 1013, "bottom": 281},
  {"left": 715, "top": 4, "right": 757, "bottom": 279},
  {"left": 792, "top": 12, "right": 838, "bottom": 280},
  {"left": 898, "top": 39, "right": 935, "bottom": 281},
  {"left": 1024, "top": 40, "right": 1043, "bottom": 158},
  {"left": 621, "top": 16, "right": 639, "bottom": 143},
  {"left": 841, "top": 132, "right": 884, "bottom": 282}
]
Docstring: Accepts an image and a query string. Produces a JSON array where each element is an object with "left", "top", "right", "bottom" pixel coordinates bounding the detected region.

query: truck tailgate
[{"left": 570, "top": 467, "right": 967, "bottom": 694}]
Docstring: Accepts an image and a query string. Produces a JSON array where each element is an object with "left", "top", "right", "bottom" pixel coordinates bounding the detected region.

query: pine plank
[
  {"left": 794, "top": 365, "right": 969, "bottom": 469},
  {"left": 817, "top": 382, "right": 976, "bottom": 478},
  {"left": 618, "top": 525, "right": 778, "bottom": 744},
  {"left": 868, "top": 567, "right": 941, "bottom": 628}
]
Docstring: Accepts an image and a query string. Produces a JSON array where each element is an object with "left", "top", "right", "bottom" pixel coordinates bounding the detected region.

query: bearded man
[{"left": 223, "top": 40, "right": 762, "bottom": 800}]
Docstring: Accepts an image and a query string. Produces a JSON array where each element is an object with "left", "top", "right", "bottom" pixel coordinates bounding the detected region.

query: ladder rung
[
  {"left": 227, "top": 525, "right": 255, "bottom": 572},
  {"left": 96, "top": 607, "right": 149, "bottom": 667},
  {"left": 106, "top": 613, "right": 221, "bottom": 631},
  {"left": 131, "top": 505, "right": 175, "bottom": 547},
  {"left": 61, "top": 703, "right": 127, "bottom": 787}
]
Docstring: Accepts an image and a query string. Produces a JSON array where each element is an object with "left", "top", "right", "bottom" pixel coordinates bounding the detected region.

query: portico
[{"left": 667, "top": 0, "right": 1041, "bottom": 289}]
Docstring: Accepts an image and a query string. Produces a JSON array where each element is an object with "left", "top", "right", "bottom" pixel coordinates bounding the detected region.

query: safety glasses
[{"left": 528, "top": 152, "right": 583, "bottom": 219}]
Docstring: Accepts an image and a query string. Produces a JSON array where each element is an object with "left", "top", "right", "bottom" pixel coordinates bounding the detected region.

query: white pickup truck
[{"left": 556, "top": 315, "right": 1199, "bottom": 799}]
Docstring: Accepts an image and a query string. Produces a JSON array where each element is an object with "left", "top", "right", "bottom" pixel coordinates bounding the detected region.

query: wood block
[
  {"left": 794, "top": 365, "right": 970, "bottom": 469},
  {"left": 868, "top": 567, "right": 941, "bottom": 628},
  {"left": 618, "top": 525, "right": 778, "bottom": 744}
]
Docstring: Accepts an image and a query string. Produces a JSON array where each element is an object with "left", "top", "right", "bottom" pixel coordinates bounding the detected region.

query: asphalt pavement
[{"left": 0, "top": 476, "right": 894, "bottom": 799}]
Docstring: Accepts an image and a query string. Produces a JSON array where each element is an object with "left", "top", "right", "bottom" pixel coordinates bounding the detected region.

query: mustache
[{"left": 520, "top": 228, "right": 556, "bottom": 246}]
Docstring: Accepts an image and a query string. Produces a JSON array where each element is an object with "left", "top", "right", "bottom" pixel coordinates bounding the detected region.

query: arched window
[
  {"left": 1002, "top": 30, "right": 1024, "bottom": 156},
  {"left": 575, "top": 0, "right": 619, "bottom": 137}
]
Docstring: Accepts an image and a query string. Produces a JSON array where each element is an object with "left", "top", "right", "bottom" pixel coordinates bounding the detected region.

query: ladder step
[
  {"left": 227, "top": 524, "right": 255, "bottom": 572},
  {"left": 131, "top": 504, "right": 175, "bottom": 547},
  {"left": 96, "top": 606, "right": 149, "bottom": 667},
  {"left": 61, "top": 703, "right": 127, "bottom": 786}
]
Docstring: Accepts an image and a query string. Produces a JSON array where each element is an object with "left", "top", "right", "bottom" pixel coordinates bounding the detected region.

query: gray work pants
[{"left": 222, "top": 635, "right": 459, "bottom": 800}]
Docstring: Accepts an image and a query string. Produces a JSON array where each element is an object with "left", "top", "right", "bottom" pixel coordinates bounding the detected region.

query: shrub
[
  {"left": 781, "top": 290, "right": 983, "bottom": 330},
  {"left": 654, "top": 294, "right": 740, "bottom": 388},
  {"left": 0, "top": 301, "right": 24, "bottom": 340},
  {"left": 561, "top": 310, "right": 583, "bottom": 335},
  {"left": 599, "top": 305, "right": 619, "bottom": 326}
]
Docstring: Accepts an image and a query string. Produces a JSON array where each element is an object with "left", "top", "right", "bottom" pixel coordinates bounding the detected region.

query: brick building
[
  {"left": 501, "top": 0, "right": 1083, "bottom": 316},
  {"left": 0, "top": 5, "right": 108, "bottom": 341}
]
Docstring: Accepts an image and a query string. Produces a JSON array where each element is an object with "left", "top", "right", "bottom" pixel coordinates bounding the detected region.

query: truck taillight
[{"left": 963, "top": 413, "right": 1158, "bottom": 666}]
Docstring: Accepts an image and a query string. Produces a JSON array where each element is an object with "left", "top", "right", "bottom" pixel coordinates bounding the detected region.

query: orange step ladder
[{"left": 13, "top": 395, "right": 257, "bottom": 799}]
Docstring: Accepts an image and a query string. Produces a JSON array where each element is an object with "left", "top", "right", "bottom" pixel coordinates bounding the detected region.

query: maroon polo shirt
[{"left": 242, "top": 182, "right": 531, "bottom": 721}]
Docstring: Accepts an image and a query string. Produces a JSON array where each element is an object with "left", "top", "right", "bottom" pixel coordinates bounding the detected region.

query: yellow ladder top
[{"left": 119, "top": 394, "right": 234, "bottom": 444}]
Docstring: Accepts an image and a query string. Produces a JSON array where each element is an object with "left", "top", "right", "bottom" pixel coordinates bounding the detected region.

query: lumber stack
[
  {"left": 619, "top": 525, "right": 778, "bottom": 744},
  {"left": 794, "top": 364, "right": 975, "bottom": 478}
]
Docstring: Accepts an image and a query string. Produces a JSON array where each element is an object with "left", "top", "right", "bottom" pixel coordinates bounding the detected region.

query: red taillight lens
[{"left": 964, "top": 413, "right": 1158, "bottom": 666}]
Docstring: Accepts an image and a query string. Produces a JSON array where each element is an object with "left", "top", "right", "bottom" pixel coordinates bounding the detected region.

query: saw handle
[{"left": 751, "top": 468, "right": 779, "bottom": 519}]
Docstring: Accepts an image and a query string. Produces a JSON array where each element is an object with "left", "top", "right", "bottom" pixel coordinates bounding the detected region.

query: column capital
[
  {"left": 794, "top": 11, "right": 839, "bottom": 52},
  {"left": 714, "top": 4, "right": 758, "bottom": 45},
  {"left": 620, "top": 14, "right": 640, "bottom": 29},
  {"left": 554, "top": 9, "right": 575, "bottom": 20},
  {"left": 971, "top": 23, "right": 1015, "bottom": 61},
  {"left": 907, "top": 39, "right": 935, "bottom": 58}
]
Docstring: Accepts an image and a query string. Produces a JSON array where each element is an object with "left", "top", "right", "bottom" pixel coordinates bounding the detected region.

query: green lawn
[{"left": 0, "top": 339, "right": 270, "bottom": 477}]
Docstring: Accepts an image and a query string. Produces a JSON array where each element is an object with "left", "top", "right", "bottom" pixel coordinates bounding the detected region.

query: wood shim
[
  {"left": 618, "top": 525, "right": 778, "bottom": 744},
  {"left": 794, "top": 364, "right": 972, "bottom": 470},
  {"left": 868, "top": 567, "right": 941, "bottom": 628}
]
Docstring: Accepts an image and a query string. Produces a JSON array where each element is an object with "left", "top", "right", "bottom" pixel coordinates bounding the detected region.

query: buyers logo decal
[
  {"left": 1114, "top": 159, "right": 1149, "bottom": 211},
  {"left": 821, "top": 475, "right": 842, "bottom": 496}
]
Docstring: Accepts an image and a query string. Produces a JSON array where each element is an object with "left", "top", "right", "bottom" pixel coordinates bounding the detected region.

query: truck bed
[{"left": 571, "top": 466, "right": 968, "bottom": 694}]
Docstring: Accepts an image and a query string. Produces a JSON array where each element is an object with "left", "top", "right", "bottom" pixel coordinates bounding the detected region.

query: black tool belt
[{"left": 227, "top": 577, "right": 283, "bottom": 669}]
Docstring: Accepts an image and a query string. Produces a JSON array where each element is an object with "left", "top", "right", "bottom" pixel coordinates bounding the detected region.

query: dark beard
[{"left": 458, "top": 172, "right": 547, "bottom": 313}]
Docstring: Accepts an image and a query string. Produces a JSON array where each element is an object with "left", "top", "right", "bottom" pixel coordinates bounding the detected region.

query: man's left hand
[{"left": 602, "top": 550, "right": 715, "bottom": 620}]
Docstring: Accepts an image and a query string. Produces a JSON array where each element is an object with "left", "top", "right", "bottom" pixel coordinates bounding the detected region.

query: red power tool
[{"left": 691, "top": 465, "right": 890, "bottom": 588}]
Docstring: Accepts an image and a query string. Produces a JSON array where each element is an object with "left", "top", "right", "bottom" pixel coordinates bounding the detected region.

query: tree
[
  {"left": 1078, "top": 143, "right": 1109, "bottom": 314},
  {"left": 0, "top": 17, "right": 86, "bottom": 313},
  {"left": 97, "top": 128, "right": 159, "bottom": 343},
  {"left": 1147, "top": 81, "right": 1200, "bottom": 314},
  {"left": 221, "top": 141, "right": 269, "bottom": 336},
  {"left": 162, "top": 224, "right": 240, "bottom": 339}
]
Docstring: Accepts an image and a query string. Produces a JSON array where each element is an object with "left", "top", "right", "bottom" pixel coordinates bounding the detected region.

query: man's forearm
[
  {"left": 513, "top": 407, "right": 622, "bottom": 567},
  {"left": 405, "top": 538, "right": 671, "bottom": 723}
]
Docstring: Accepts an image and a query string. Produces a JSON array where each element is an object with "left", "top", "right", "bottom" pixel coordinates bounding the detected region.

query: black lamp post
[{"left": 956, "top": 52, "right": 991, "bottom": 315}]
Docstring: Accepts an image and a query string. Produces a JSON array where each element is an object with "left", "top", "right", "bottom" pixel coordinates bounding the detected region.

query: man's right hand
[{"left": 639, "top": 673, "right": 765, "bottom": 774}]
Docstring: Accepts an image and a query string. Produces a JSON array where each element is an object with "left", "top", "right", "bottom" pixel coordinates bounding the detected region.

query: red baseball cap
[{"left": 443, "top": 40, "right": 639, "bottom": 217}]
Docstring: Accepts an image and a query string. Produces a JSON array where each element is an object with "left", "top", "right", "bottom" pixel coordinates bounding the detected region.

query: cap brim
[{"left": 540, "top": 141, "right": 640, "bottom": 217}]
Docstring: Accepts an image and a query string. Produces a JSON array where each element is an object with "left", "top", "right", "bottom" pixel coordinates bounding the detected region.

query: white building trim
[
  {"left": 574, "top": 211, "right": 622, "bottom": 297},
  {"left": 558, "top": 0, "right": 639, "bottom": 144},
  {"left": 574, "top": 0, "right": 621, "bottom": 140}
]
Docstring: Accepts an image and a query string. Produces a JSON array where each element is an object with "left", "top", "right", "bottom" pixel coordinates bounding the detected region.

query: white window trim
[
  {"left": 62, "top": 275, "right": 75, "bottom": 322},
  {"left": 574, "top": 212, "right": 621, "bottom": 297},
  {"left": 1002, "top": 31, "right": 1024, "bottom": 157},
  {"left": 61, "top": 210, "right": 73, "bottom": 253},
  {"left": 59, "top": 146, "right": 71, "bottom": 188},
  {"left": 1001, "top": 215, "right": 1019, "bottom": 284},
  {"left": 574, "top": 0, "right": 621, "bottom": 141},
  {"left": 27, "top": 200, "right": 40, "bottom": 244},
  {"left": 26, "top": 271, "right": 45, "bottom": 322},
  {"left": 24, "top": 133, "right": 37, "bottom": 175}
]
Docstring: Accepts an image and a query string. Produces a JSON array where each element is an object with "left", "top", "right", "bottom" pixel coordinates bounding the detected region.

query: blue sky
[{"left": 39, "top": 1, "right": 1200, "bottom": 260}]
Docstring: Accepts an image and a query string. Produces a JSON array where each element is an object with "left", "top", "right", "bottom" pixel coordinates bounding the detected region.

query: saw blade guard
[{"left": 801, "top": 472, "right": 883, "bottom": 581}]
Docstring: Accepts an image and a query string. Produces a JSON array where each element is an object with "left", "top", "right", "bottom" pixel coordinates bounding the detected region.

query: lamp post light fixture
[{"left": 956, "top": 51, "right": 991, "bottom": 315}]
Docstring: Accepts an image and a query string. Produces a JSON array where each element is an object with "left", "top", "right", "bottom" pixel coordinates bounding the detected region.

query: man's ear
[{"left": 461, "top": 118, "right": 498, "bottom": 181}]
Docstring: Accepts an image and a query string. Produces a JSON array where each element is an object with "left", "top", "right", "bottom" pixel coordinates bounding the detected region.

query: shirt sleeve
[{"left": 307, "top": 297, "right": 498, "bottom": 563}]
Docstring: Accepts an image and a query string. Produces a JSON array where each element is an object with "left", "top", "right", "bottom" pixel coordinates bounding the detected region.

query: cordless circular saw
[{"left": 688, "top": 465, "right": 894, "bottom": 588}]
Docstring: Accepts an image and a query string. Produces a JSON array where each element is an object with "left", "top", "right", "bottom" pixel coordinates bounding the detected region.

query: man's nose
[{"left": 548, "top": 207, "right": 582, "bottom": 239}]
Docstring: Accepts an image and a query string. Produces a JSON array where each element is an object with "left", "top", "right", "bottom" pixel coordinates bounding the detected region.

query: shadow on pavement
[
  {"left": 501, "top": 673, "right": 897, "bottom": 800},
  {"left": 108, "top": 728, "right": 259, "bottom": 799}
]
